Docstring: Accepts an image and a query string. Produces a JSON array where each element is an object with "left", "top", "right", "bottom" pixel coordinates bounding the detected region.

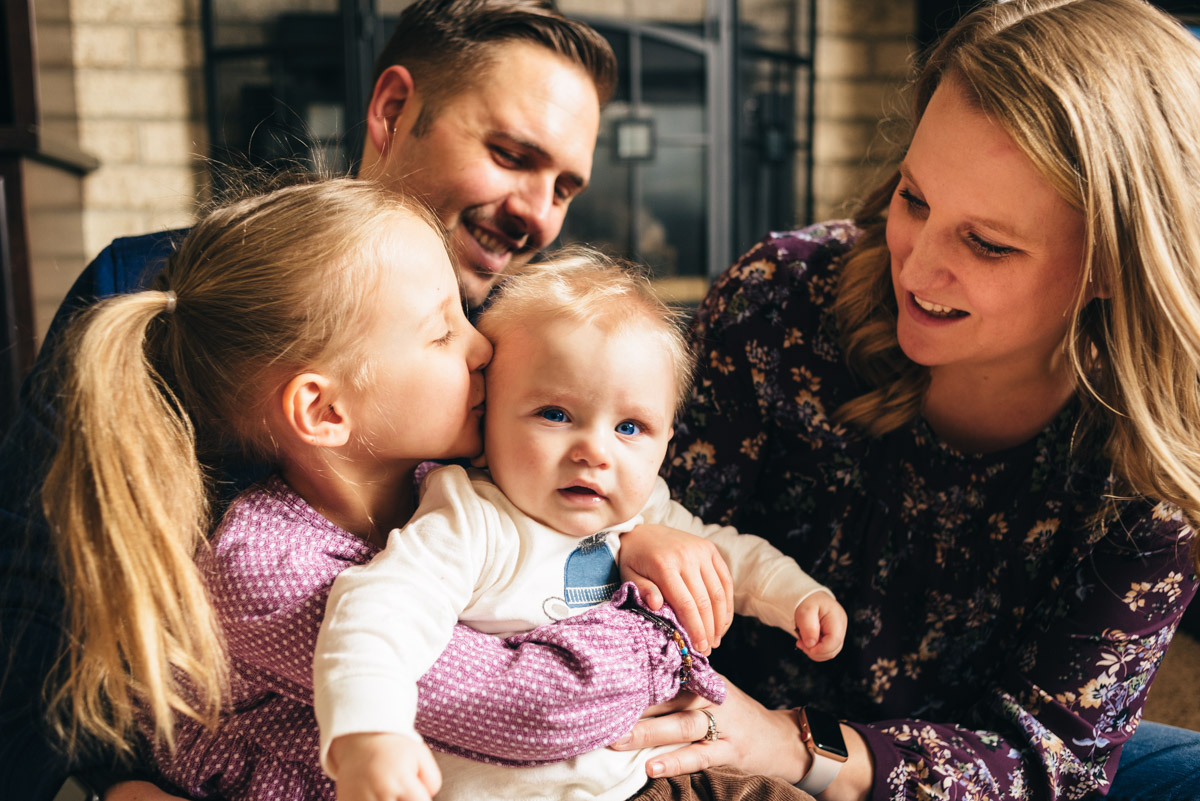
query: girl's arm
[
  {"left": 417, "top": 584, "right": 721, "bottom": 765},
  {"left": 210, "top": 490, "right": 713, "bottom": 766}
]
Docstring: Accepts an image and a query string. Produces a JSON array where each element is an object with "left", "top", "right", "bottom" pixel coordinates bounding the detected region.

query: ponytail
[
  {"left": 42, "top": 289, "right": 227, "bottom": 758},
  {"left": 39, "top": 177, "right": 434, "bottom": 757}
]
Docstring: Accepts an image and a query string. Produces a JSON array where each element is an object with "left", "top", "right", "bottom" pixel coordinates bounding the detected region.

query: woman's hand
[
  {"left": 103, "top": 782, "right": 189, "bottom": 801},
  {"left": 614, "top": 681, "right": 874, "bottom": 801},
  {"left": 619, "top": 523, "right": 733, "bottom": 654},
  {"left": 613, "top": 679, "right": 812, "bottom": 782}
]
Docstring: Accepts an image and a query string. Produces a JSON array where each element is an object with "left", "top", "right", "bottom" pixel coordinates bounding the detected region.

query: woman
[{"left": 623, "top": 0, "right": 1200, "bottom": 798}]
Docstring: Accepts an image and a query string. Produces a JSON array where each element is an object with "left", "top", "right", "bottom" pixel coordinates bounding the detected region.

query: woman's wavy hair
[
  {"left": 41, "top": 178, "right": 440, "bottom": 758},
  {"left": 834, "top": 0, "right": 1200, "bottom": 534}
]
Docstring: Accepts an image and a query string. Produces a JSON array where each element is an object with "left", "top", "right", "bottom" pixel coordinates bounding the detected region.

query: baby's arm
[
  {"left": 315, "top": 469, "right": 494, "bottom": 787},
  {"left": 618, "top": 523, "right": 733, "bottom": 654},
  {"left": 793, "top": 587, "right": 846, "bottom": 661},
  {"left": 638, "top": 477, "right": 838, "bottom": 642},
  {"left": 328, "top": 733, "right": 441, "bottom": 801}
]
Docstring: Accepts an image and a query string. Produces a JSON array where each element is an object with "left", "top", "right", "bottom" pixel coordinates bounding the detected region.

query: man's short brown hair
[{"left": 375, "top": 0, "right": 617, "bottom": 134}]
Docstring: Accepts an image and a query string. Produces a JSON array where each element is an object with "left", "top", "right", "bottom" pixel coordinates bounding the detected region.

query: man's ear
[
  {"left": 365, "top": 65, "right": 417, "bottom": 161},
  {"left": 280, "top": 373, "right": 351, "bottom": 448}
]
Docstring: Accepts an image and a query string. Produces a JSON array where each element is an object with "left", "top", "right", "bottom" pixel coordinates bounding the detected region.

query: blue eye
[
  {"left": 538, "top": 408, "right": 568, "bottom": 423},
  {"left": 616, "top": 421, "right": 641, "bottom": 436}
]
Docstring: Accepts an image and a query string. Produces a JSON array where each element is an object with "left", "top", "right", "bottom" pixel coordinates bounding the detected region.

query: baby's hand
[
  {"left": 793, "top": 591, "right": 847, "bottom": 662},
  {"left": 619, "top": 523, "right": 733, "bottom": 655},
  {"left": 330, "top": 732, "right": 442, "bottom": 801}
]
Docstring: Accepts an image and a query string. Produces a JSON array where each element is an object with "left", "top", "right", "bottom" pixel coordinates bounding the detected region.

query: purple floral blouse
[{"left": 662, "top": 222, "right": 1197, "bottom": 800}]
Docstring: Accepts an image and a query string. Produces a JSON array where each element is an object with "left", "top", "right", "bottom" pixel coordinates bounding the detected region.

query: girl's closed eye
[
  {"left": 434, "top": 329, "right": 455, "bottom": 346},
  {"left": 537, "top": 407, "right": 569, "bottom": 423},
  {"left": 616, "top": 420, "right": 642, "bottom": 436}
]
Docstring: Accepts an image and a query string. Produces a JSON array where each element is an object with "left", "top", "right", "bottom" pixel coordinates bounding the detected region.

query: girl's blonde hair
[
  {"left": 834, "top": 0, "right": 1200, "bottom": 534},
  {"left": 41, "top": 178, "right": 440, "bottom": 758},
  {"left": 476, "top": 247, "right": 695, "bottom": 410}
]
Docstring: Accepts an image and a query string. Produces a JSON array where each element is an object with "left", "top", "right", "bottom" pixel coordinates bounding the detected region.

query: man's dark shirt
[{"left": 0, "top": 230, "right": 186, "bottom": 799}]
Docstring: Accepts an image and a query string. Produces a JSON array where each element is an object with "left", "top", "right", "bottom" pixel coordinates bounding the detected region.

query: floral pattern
[{"left": 663, "top": 224, "right": 1198, "bottom": 800}]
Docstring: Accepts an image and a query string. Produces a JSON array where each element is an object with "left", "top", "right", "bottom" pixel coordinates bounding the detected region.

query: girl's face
[
  {"left": 886, "top": 80, "right": 1093, "bottom": 384},
  {"left": 349, "top": 214, "right": 492, "bottom": 467}
]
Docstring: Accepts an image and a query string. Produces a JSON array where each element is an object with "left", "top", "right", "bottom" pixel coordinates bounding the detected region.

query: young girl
[
  {"left": 39, "top": 179, "right": 723, "bottom": 801},
  {"left": 314, "top": 254, "right": 848, "bottom": 801}
]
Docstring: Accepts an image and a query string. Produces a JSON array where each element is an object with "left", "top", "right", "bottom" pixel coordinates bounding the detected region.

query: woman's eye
[
  {"left": 616, "top": 421, "right": 642, "bottom": 436},
  {"left": 897, "top": 188, "right": 928, "bottom": 215},
  {"left": 538, "top": 408, "right": 568, "bottom": 423},
  {"left": 966, "top": 233, "right": 1017, "bottom": 258}
]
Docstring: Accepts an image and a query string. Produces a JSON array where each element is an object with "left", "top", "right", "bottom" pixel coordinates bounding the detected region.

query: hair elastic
[{"left": 164, "top": 290, "right": 177, "bottom": 314}]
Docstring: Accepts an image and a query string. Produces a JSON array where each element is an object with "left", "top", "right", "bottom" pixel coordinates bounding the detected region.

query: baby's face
[{"left": 483, "top": 318, "right": 677, "bottom": 537}]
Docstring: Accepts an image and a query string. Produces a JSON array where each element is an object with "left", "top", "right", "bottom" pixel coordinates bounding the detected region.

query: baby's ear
[{"left": 280, "top": 373, "right": 351, "bottom": 448}]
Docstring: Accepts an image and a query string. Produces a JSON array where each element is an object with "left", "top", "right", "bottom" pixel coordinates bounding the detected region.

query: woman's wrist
[
  {"left": 818, "top": 725, "right": 873, "bottom": 801},
  {"left": 774, "top": 706, "right": 814, "bottom": 784}
]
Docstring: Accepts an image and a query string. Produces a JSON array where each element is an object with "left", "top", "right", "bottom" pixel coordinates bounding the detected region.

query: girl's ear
[
  {"left": 365, "top": 65, "right": 416, "bottom": 162},
  {"left": 281, "top": 373, "right": 351, "bottom": 448}
]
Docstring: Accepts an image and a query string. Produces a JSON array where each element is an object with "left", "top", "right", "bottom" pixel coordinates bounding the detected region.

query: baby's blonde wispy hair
[{"left": 476, "top": 247, "right": 695, "bottom": 410}]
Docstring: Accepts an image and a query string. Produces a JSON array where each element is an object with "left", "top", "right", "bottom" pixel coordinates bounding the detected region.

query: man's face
[{"left": 384, "top": 42, "right": 601, "bottom": 307}]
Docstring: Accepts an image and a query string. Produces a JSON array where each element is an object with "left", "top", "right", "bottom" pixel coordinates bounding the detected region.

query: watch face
[{"left": 802, "top": 706, "right": 849, "bottom": 760}]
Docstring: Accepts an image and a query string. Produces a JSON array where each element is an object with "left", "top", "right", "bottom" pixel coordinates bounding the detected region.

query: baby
[{"left": 314, "top": 250, "right": 847, "bottom": 801}]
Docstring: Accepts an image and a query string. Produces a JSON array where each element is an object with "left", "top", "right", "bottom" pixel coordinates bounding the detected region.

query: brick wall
[
  {"left": 812, "top": 0, "right": 915, "bottom": 222},
  {"left": 26, "top": 0, "right": 206, "bottom": 341},
  {"left": 22, "top": 0, "right": 915, "bottom": 340}
]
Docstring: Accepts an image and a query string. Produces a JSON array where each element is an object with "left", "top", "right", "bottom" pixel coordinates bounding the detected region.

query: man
[
  {"left": 0, "top": 2, "right": 614, "bottom": 799},
  {"left": 359, "top": 0, "right": 610, "bottom": 307}
]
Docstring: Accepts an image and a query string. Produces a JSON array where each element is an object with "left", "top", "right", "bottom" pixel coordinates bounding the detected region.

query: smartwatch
[{"left": 793, "top": 706, "right": 848, "bottom": 794}]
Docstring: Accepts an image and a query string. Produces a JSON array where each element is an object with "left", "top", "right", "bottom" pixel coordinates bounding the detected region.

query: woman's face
[{"left": 886, "top": 80, "right": 1094, "bottom": 383}]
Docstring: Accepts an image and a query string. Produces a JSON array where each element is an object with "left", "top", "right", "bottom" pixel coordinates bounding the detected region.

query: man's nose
[{"left": 504, "top": 174, "right": 559, "bottom": 247}]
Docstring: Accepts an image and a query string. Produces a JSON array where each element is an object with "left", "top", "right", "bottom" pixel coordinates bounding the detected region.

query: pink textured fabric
[{"left": 150, "top": 476, "right": 722, "bottom": 800}]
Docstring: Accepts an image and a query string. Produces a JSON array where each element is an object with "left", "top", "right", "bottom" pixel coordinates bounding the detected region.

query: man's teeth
[
  {"left": 471, "top": 226, "right": 510, "bottom": 255},
  {"left": 914, "top": 295, "right": 962, "bottom": 317}
]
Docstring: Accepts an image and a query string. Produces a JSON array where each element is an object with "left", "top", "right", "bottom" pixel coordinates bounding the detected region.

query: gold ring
[{"left": 700, "top": 708, "right": 720, "bottom": 742}]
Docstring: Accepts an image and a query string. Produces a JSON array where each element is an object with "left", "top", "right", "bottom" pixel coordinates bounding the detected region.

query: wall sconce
[{"left": 614, "top": 117, "right": 655, "bottom": 161}]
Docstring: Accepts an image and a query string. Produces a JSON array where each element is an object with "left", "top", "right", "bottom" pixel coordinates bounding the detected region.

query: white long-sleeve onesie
[{"left": 314, "top": 465, "right": 830, "bottom": 801}]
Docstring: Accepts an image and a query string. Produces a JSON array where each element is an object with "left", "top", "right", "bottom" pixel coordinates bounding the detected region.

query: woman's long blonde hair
[
  {"left": 834, "top": 0, "right": 1200, "bottom": 535},
  {"left": 41, "top": 178, "right": 436, "bottom": 758}
]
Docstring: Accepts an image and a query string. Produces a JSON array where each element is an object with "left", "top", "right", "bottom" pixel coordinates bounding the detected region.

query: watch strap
[{"left": 793, "top": 707, "right": 846, "bottom": 795}]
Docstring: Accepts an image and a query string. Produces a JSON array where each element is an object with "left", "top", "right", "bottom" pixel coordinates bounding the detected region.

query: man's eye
[
  {"left": 538, "top": 408, "right": 568, "bottom": 423},
  {"left": 492, "top": 147, "right": 522, "bottom": 168},
  {"left": 616, "top": 421, "right": 641, "bottom": 436}
]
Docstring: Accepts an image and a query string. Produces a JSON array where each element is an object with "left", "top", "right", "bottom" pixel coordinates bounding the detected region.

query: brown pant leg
[{"left": 631, "top": 767, "right": 816, "bottom": 801}]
